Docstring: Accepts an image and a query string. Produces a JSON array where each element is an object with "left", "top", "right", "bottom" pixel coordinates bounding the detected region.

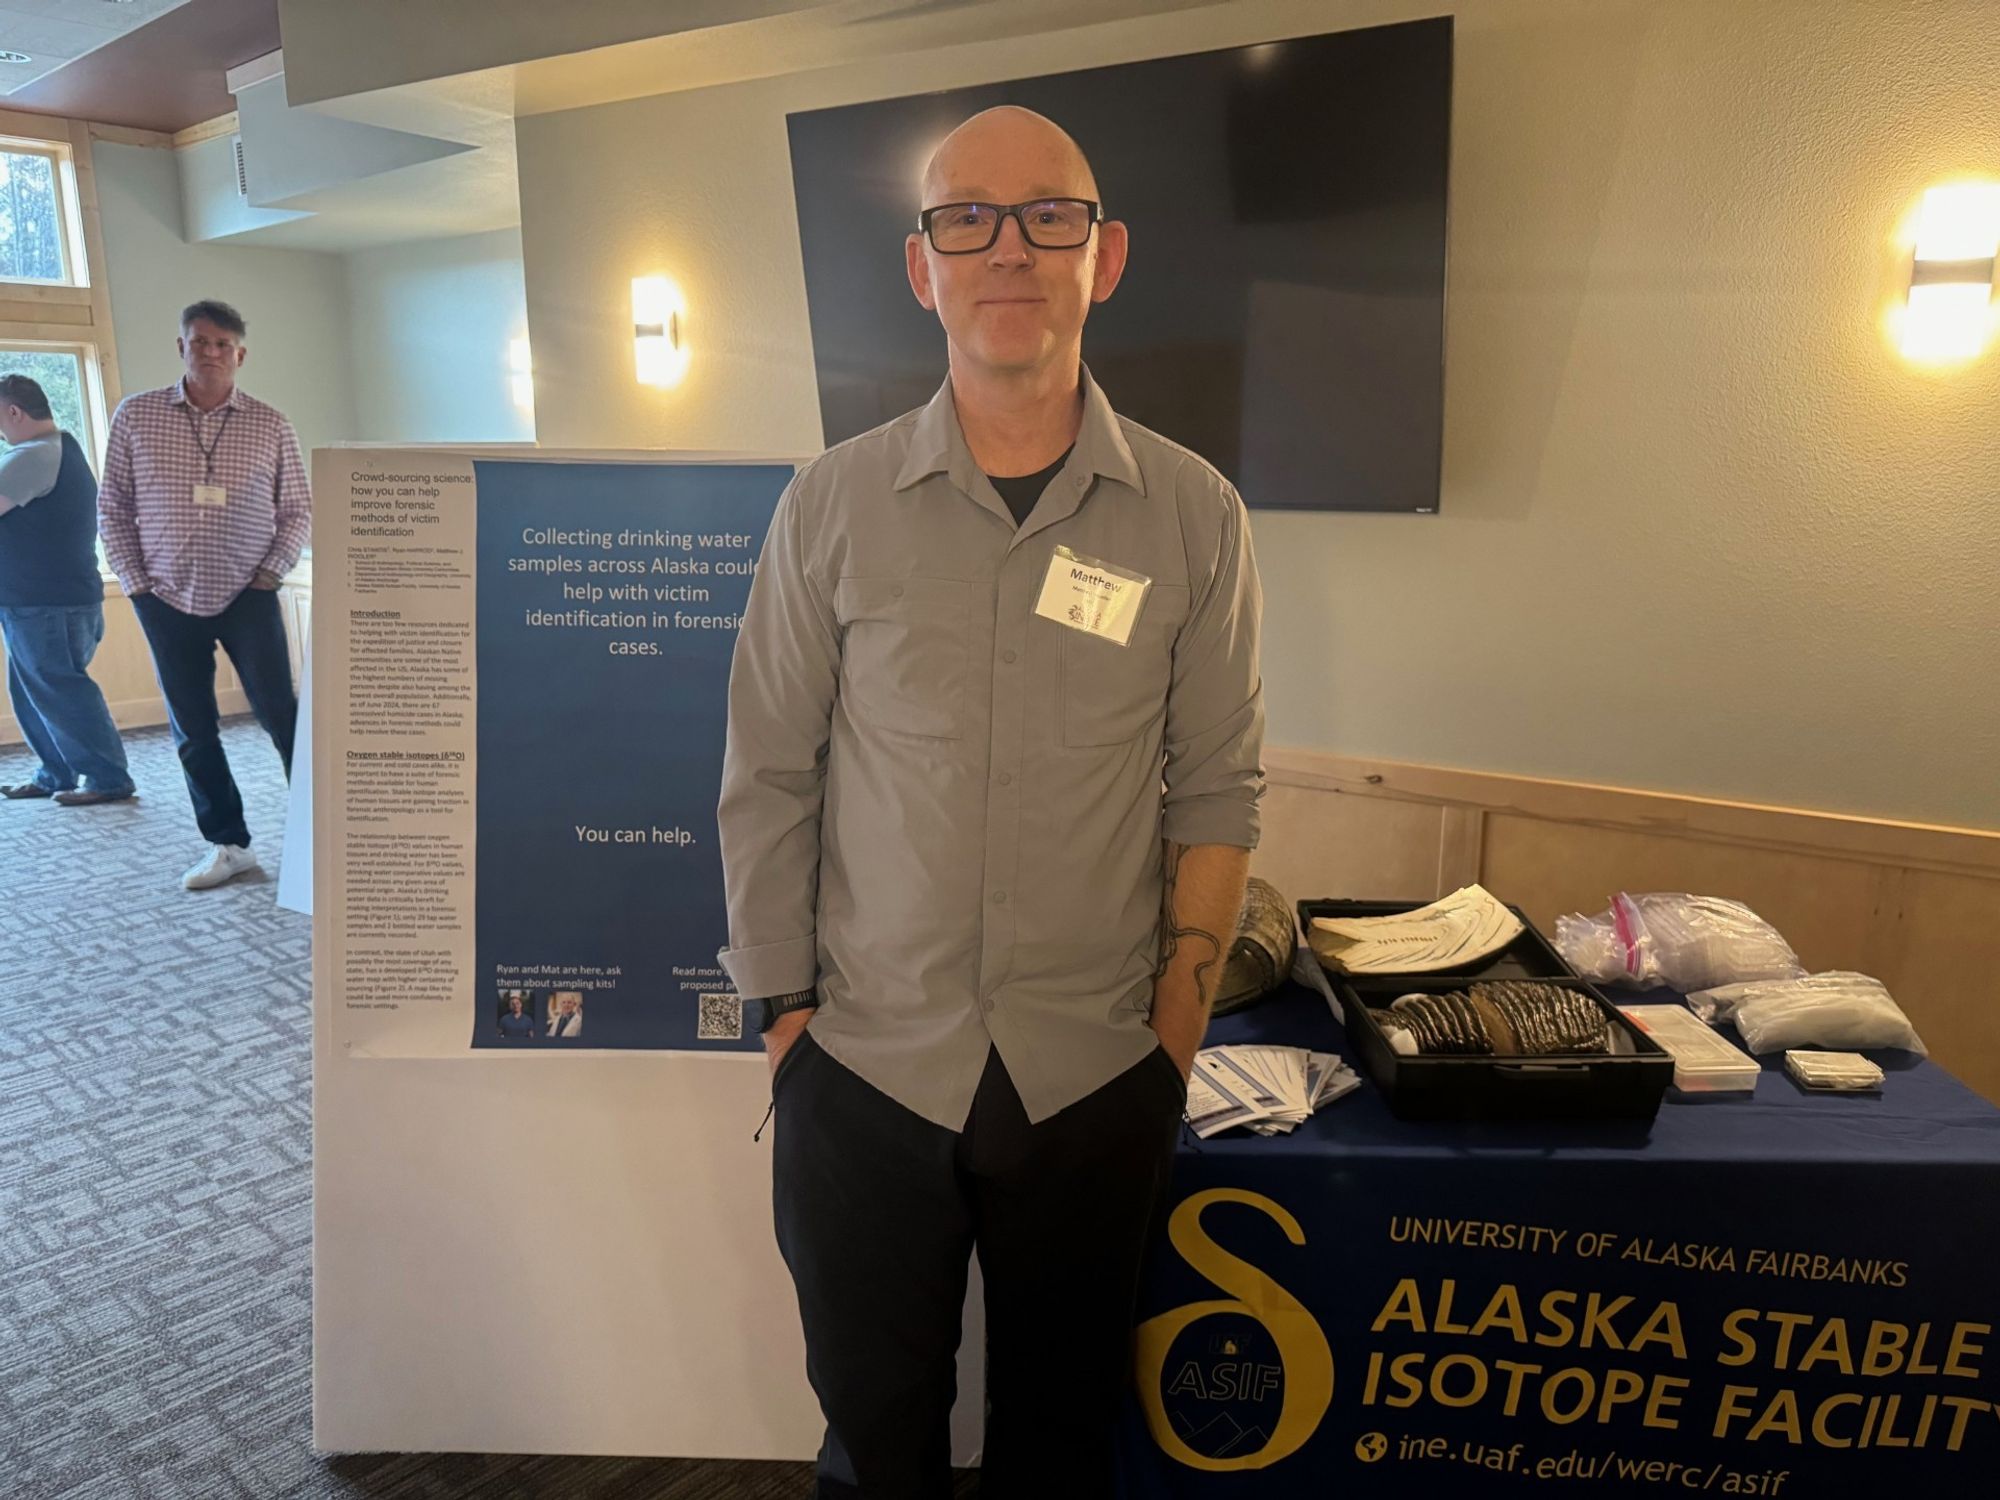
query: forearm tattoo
[{"left": 1158, "top": 841, "right": 1226, "bottom": 1001}]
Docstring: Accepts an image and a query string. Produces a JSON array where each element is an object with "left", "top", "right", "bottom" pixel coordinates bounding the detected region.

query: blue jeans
[
  {"left": 0, "top": 603, "right": 133, "bottom": 794},
  {"left": 131, "top": 587, "right": 295, "bottom": 848}
]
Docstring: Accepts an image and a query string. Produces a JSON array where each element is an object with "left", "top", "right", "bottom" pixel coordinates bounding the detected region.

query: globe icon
[{"left": 1354, "top": 1432, "right": 1389, "bottom": 1463}]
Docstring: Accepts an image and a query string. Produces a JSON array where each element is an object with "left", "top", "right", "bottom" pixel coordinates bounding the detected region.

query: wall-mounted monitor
[{"left": 786, "top": 16, "right": 1452, "bottom": 513}]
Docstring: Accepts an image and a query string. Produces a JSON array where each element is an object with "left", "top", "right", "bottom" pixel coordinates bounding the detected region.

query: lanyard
[{"left": 182, "top": 404, "right": 235, "bottom": 482}]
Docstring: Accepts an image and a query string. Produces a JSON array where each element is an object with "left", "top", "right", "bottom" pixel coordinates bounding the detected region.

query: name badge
[
  {"left": 1033, "top": 545, "right": 1152, "bottom": 647},
  {"left": 193, "top": 483, "right": 228, "bottom": 508}
]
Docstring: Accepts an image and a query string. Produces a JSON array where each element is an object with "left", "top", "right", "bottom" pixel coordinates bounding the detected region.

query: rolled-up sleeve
[
  {"left": 716, "top": 464, "right": 840, "bottom": 999},
  {"left": 1161, "top": 479, "right": 1264, "bottom": 849}
]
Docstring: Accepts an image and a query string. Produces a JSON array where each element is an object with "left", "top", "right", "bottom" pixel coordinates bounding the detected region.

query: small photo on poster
[
  {"left": 543, "top": 989, "right": 587, "bottom": 1040},
  {"left": 494, "top": 988, "right": 539, "bottom": 1041}
]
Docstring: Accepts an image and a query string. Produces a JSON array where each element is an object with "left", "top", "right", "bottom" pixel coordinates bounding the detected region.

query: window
[
  {"left": 0, "top": 339, "right": 111, "bottom": 575},
  {"left": 0, "top": 138, "right": 88, "bottom": 287},
  {"left": 0, "top": 341, "right": 107, "bottom": 461}
]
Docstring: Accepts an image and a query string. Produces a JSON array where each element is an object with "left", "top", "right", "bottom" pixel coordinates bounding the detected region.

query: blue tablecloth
[{"left": 1119, "top": 983, "right": 2000, "bottom": 1496}]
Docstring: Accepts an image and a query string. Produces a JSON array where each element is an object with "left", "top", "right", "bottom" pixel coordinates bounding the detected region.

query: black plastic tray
[
  {"left": 1298, "top": 897, "right": 1575, "bottom": 981},
  {"left": 1336, "top": 974, "right": 1673, "bottom": 1121},
  {"left": 1298, "top": 898, "right": 1673, "bottom": 1121}
]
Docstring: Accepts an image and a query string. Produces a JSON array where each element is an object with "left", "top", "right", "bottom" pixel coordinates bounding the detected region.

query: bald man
[{"left": 719, "top": 106, "right": 1264, "bottom": 1497}]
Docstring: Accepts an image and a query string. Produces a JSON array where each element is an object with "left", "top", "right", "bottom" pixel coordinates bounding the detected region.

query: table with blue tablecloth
[{"left": 1118, "top": 983, "right": 2000, "bottom": 1497}]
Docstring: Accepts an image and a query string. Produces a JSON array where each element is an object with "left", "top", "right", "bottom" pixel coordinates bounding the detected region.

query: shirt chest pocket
[
  {"left": 237, "top": 453, "right": 276, "bottom": 502},
  {"left": 1059, "top": 584, "right": 1189, "bottom": 748},
  {"left": 835, "top": 576, "right": 969, "bottom": 740}
]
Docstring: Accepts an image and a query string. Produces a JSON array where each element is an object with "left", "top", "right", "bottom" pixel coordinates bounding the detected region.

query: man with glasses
[
  {"left": 719, "top": 106, "right": 1263, "bottom": 1495},
  {"left": 99, "top": 299, "right": 309, "bottom": 890},
  {"left": 0, "top": 373, "right": 134, "bottom": 806}
]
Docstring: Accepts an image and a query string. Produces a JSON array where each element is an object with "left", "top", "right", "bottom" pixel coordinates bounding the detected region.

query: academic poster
[{"left": 313, "top": 450, "right": 794, "bottom": 1057}]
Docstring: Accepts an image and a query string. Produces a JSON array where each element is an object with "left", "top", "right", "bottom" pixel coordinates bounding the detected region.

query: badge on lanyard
[
  {"left": 184, "top": 405, "right": 234, "bottom": 509},
  {"left": 1033, "top": 544, "right": 1152, "bottom": 647}
]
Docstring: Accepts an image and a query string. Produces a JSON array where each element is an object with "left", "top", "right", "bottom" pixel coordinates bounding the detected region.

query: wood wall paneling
[
  {"left": 1251, "top": 780, "right": 1445, "bottom": 904},
  {"left": 11, "top": 657, "right": 1991, "bottom": 1101},
  {"left": 1262, "top": 748, "right": 2000, "bottom": 1105},
  {"left": 0, "top": 583, "right": 307, "bottom": 741}
]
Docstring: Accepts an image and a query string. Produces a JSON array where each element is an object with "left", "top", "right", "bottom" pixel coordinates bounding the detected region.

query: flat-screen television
[{"left": 785, "top": 17, "right": 1452, "bottom": 513}]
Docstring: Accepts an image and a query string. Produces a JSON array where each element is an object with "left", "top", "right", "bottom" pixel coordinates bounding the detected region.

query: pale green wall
[
  {"left": 513, "top": 0, "right": 2000, "bottom": 831},
  {"left": 94, "top": 141, "right": 357, "bottom": 458},
  {"left": 341, "top": 228, "right": 534, "bottom": 444}
]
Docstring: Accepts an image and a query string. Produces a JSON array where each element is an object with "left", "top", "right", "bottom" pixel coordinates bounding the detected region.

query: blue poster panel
[{"left": 469, "top": 459, "right": 791, "bottom": 1051}]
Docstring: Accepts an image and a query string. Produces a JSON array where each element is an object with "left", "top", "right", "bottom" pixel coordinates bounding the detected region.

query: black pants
[
  {"left": 772, "top": 1035, "right": 1185, "bottom": 1499},
  {"left": 132, "top": 588, "right": 296, "bottom": 848}
]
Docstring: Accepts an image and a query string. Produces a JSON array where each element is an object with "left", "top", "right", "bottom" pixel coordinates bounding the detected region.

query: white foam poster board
[{"left": 310, "top": 447, "right": 985, "bottom": 1463}]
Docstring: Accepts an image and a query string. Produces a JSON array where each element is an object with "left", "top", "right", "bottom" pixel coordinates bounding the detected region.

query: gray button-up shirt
[{"left": 717, "top": 367, "right": 1264, "bottom": 1128}]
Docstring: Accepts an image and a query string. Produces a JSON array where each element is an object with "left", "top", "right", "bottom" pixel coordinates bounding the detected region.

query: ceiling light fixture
[{"left": 0, "top": 52, "right": 33, "bottom": 65}]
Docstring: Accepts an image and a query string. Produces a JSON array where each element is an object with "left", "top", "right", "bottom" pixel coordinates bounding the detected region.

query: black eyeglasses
[{"left": 917, "top": 198, "right": 1103, "bottom": 254}]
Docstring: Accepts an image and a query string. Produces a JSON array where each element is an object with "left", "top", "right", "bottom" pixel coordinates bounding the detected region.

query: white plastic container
[{"left": 1617, "top": 1005, "right": 1763, "bottom": 1093}]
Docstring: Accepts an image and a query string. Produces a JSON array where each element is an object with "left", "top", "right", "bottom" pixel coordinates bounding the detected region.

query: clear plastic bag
[
  {"left": 1687, "top": 972, "right": 1926, "bottom": 1056},
  {"left": 1555, "top": 892, "right": 1804, "bottom": 991}
]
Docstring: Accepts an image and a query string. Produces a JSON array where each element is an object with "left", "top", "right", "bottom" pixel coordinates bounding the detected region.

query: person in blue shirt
[
  {"left": 496, "top": 991, "right": 537, "bottom": 1039},
  {"left": 0, "top": 374, "right": 134, "bottom": 806}
]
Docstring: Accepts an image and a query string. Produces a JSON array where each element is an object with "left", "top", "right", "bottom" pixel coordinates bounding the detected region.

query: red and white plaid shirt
[{"left": 99, "top": 378, "right": 311, "bottom": 617}]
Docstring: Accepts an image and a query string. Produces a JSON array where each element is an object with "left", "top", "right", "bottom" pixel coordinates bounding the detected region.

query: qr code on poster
[{"left": 697, "top": 993, "right": 743, "bottom": 1041}]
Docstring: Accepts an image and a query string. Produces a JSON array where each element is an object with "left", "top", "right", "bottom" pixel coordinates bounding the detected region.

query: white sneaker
[{"left": 183, "top": 843, "right": 260, "bottom": 890}]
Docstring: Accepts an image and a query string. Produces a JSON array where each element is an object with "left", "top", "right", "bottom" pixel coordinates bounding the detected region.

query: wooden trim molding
[
  {"left": 0, "top": 108, "right": 76, "bottom": 145},
  {"left": 1265, "top": 747, "right": 2000, "bottom": 883},
  {"left": 66, "top": 119, "right": 123, "bottom": 411},
  {"left": 171, "top": 112, "right": 239, "bottom": 150},
  {"left": 84, "top": 122, "right": 174, "bottom": 149},
  {"left": 0, "top": 310, "right": 95, "bottom": 334},
  {"left": 0, "top": 282, "right": 93, "bottom": 307},
  {"left": 0, "top": 120, "right": 123, "bottom": 446}
]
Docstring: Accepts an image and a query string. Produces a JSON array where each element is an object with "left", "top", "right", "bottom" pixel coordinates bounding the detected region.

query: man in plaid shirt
[{"left": 99, "top": 300, "right": 310, "bottom": 890}]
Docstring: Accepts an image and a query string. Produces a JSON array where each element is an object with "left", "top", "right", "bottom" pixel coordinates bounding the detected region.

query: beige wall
[{"left": 515, "top": 0, "right": 2000, "bottom": 834}]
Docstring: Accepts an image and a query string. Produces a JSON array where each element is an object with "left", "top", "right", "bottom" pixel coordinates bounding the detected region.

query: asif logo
[
  {"left": 1135, "top": 1188, "right": 1334, "bottom": 1471},
  {"left": 1166, "top": 1330, "right": 1283, "bottom": 1407}
]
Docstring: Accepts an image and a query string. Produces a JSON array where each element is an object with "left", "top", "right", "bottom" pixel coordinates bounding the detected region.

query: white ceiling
[
  {"left": 0, "top": 0, "right": 187, "bottom": 92},
  {"left": 213, "top": 61, "right": 521, "bottom": 252},
  {"left": 197, "top": 0, "right": 1224, "bottom": 253},
  {"left": 219, "top": 139, "right": 524, "bottom": 253}
]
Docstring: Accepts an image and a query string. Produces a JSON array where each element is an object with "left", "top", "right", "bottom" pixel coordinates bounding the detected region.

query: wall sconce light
[
  {"left": 1902, "top": 183, "right": 1999, "bottom": 362},
  {"left": 632, "top": 275, "right": 689, "bottom": 388},
  {"left": 508, "top": 337, "right": 533, "bottom": 412}
]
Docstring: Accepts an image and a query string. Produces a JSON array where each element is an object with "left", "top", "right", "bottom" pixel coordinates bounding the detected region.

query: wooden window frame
[
  {"left": 0, "top": 110, "right": 124, "bottom": 415},
  {"left": 0, "top": 127, "right": 91, "bottom": 290},
  {"left": 0, "top": 334, "right": 110, "bottom": 464}
]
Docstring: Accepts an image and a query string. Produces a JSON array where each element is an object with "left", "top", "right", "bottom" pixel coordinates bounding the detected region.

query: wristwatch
[{"left": 753, "top": 989, "right": 818, "bottom": 1034}]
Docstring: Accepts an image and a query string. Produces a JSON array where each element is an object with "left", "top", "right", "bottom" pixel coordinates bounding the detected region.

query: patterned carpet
[{"left": 0, "top": 719, "right": 978, "bottom": 1498}]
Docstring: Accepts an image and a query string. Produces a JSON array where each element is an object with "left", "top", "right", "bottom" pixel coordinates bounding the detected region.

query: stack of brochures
[{"left": 1186, "top": 1044, "right": 1362, "bottom": 1138}]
